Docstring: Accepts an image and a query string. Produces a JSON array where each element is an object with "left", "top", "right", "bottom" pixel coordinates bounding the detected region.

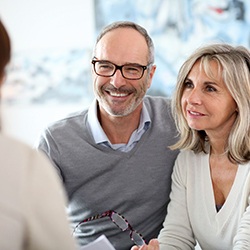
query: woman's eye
[
  {"left": 184, "top": 81, "right": 193, "bottom": 88},
  {"left": 206, "top": 85, "right": 216, "bottom": 92}
]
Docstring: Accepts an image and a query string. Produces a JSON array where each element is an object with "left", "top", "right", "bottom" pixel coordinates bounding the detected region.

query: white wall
[
  {"left": 0, "top": 0, "right": 95, "bottom": 51},
  {"left": 0, "top": 0, "right": 95, "bottom": 146}
]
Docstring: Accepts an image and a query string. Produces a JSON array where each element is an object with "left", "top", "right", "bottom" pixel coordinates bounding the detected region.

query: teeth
[
  {"left": 190, "top": 111, "right": 200, "bottom": 115},
  {"left": 110, "top": 92, "right": 128, "bottom": 97}
]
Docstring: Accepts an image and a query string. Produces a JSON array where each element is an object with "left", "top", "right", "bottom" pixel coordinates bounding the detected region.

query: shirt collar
[{"left": 87, "top": 99, "right": 151, "bottom": 145}]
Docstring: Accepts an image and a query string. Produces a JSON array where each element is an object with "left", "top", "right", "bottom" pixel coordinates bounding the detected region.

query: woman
[
  {"left": 132, "top": 43, "right": 250, "bottom": 249},
  {"left": 0, "top": 19, "right": 76, "bottom": 250}
]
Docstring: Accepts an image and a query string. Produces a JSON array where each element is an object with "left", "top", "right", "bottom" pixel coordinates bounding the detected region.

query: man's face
[{"left": 92, "top": 28, "right": 156, "bottom": 117}]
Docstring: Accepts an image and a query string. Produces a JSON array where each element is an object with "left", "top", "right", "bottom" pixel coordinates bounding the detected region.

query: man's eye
[
  {"left": 124, "top": 66, "right": 141, "bottom": 73},
  {"left": 128, "top": 67, "right": 140, "bottom": 72},
  {"left": 99, "top": 63, "right": 110, "bottom": 68},
  {"left": 98, "top": 63, "right": 113, "bottom": 70}
]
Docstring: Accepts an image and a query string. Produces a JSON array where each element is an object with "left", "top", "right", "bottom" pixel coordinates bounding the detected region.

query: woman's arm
[
  {"left": 131, "top": 152, "right": 196, "bottom": 250},
  {"left": 233, "top": 171, "right": 250, "bottom": 249},
  {"left": 158, "top": 153, "right": 196, "bottom": 250}
]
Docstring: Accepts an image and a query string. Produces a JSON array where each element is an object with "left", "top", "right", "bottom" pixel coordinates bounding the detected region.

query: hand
[{"left": 130, "top": 239, "right": 159, "bottom": 250}]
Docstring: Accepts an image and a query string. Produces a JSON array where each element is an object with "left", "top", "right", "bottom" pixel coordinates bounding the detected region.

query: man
[
  {"left": 0, "top": 19, "right": 76, "bottom": 250},
  {"left": 37, "top": 21, "right": 179, "bottom": 250}
]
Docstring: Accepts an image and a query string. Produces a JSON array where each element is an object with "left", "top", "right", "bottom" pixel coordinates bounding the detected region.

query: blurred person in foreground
[
  {"left": 0, "top": 19, "right": 76, "bottom": 250},
  {"left": 131, "top": 43, "right": 250, "bottom": 250},
  {"left": 37, "top": 21, "right": 179, "bottom": 250}
]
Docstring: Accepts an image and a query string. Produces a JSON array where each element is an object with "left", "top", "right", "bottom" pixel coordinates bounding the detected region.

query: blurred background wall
[
  {"left": 0, "top": 0, "right": 249, "bottom": 146},
  {"left": 0, "top": 0, "right": 95, "bottom": 145}
]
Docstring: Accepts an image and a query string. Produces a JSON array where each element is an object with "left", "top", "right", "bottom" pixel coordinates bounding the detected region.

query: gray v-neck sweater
[{"left": 38, "top": 96, "right": 179, "bottom": 250}]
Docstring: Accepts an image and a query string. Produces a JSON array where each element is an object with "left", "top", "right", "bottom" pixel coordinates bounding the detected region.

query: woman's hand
[{"left": 130, "top": 239, "right": 159, "bottom": 250}]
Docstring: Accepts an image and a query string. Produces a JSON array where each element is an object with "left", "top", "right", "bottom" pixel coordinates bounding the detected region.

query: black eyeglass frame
[
  {"left": 91, "top": 59, "right": 152, "bottom": 80},
  {"left": 73, "top": 210, "right": 145, "bottom": 246}
]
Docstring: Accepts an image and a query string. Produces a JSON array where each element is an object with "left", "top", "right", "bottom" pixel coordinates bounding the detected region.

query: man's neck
[{"left": 98, "top": 107, "right": 141, "bottom": 144}]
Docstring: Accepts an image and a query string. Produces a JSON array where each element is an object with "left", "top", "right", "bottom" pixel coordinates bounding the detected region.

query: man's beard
[{"left": 95, "top": 80, "right": 148, "bottom": 117}]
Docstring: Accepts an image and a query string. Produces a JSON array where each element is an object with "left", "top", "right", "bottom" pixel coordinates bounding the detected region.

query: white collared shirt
[{"left": 87, "top": 100, "right": 151, "bottom": 152}]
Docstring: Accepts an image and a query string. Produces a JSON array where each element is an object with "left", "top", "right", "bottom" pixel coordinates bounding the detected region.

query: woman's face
[{"left": 181, "top": 60, "right": 238, "bottom": 138}]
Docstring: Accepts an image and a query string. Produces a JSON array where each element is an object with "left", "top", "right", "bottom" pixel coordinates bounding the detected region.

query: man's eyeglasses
[
  {"left": 73, "top": 210, "right": 145, "bottom": 246},
  {"left": 92, "top": 59, "right": 152, "bottom": 80}
]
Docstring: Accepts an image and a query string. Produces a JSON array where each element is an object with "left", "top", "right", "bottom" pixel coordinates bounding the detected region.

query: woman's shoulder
[
  {"left": 0, "top": 133, "right": 53, "bottom": 172},
  {"left": 175, "top": 149, "right": 208, "bottom": 170}
]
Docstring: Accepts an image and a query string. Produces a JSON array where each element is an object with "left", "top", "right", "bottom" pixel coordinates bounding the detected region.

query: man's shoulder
[
  {"left": 144, "top": 95, "right": 172, "bottom": 115},
  {"left": 144, "top": 95, "right": 171, "bottom": 106},
  {"left": 46, "top": 109, "right": 88, "bottom": 131}
]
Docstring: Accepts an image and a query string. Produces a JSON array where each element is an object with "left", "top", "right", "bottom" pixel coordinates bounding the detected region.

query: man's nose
[{"left": 109, "top": 68, "right": 126, "bottom": 88}]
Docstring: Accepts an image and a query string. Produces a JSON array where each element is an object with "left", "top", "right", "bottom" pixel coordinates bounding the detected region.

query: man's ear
[{"left": 147, "top": 64, "right": 156, "bottom": 89}]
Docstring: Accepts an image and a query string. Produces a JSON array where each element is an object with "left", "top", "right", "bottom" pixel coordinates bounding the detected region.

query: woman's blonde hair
[{"left": 171, "top": 43, "right": 250, "bottom": 164}]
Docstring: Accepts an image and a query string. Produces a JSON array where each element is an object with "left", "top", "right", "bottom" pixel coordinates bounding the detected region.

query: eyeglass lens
[
  {"left": 131, "top": 231, "right": 145, "bottom": 246},
  {"left": 111, "top": 212, "right": 128, "bottom": 230},
  {"left": 74, "top": 210, "right": 145, "bottom": 246},
  {"left": 110, "top": 212, "right": 145, "bottom": 246},
  {"left": 93, "top": 60, "right": 146, "bottom": 79}
]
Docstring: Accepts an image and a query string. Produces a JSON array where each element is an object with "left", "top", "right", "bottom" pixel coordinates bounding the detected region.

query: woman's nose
[{"left": 185, "top": 89, "right": 202, "bottom": 105}]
